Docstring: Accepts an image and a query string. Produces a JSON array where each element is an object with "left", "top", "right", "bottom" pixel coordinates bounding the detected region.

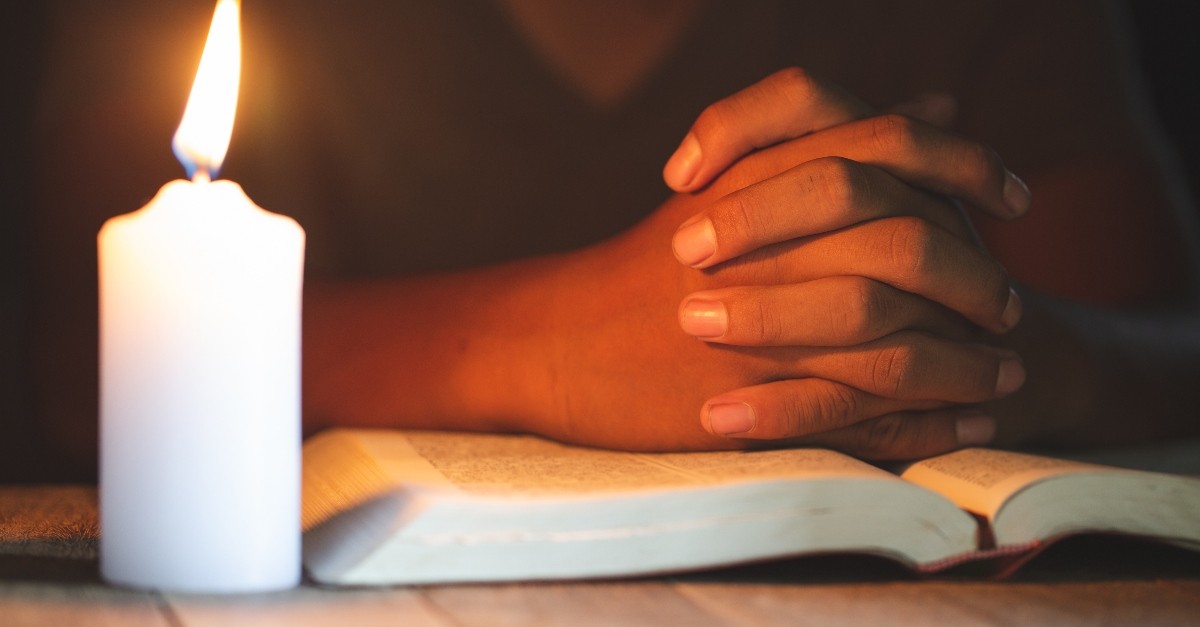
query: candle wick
[{"left": 192, "top": 169, "right": 212, "bottom": 184}]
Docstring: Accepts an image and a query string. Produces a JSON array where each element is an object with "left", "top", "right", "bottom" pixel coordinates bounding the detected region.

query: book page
[
  {"left": 303, "top": 430, "right": 983, "bottom": 584},
  {"left": 302, "top": 428, "right": 448, "bottom": 530},
  {"left": 303, "top": 430, "right": 889, "bottom": 528},
  {"left": 900, "top": 448, "right": 1100, "bottom": 518},
  {"left": 395, "top": 431, "right": 890, "bottom": 495},
  {"left": 644, "top": 448, "right": 880, "bottom": 482}
]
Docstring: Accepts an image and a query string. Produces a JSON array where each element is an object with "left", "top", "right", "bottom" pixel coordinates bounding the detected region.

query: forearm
[{"left": 301, "top": 254, "right": 572, "bottom": 438}]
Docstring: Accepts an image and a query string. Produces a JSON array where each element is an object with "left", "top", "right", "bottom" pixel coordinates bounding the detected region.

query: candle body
[{"left": 99, "top": 179, "right": 304, "bottom": 593}]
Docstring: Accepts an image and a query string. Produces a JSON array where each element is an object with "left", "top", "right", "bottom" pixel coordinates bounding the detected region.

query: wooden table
[{"left": 3, "top": 483, "right": 1199, "bottom": 626}]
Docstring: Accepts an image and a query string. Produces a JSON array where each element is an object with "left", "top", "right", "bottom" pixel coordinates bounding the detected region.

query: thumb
[{"left": 662, "top": 67, "right": 871, "bottom": 192}]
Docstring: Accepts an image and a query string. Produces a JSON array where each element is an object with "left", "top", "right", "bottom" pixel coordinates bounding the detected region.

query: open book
[{"left": 301, "top": 429, "right": 1200, "bottom": 585}]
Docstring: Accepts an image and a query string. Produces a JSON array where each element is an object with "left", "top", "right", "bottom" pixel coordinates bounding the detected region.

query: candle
[{"left": 98, "top": 0, "right": 303, "bottom": 593}]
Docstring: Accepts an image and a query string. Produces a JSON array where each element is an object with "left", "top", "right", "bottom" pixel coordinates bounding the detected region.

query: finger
[
  {"left": 718, "top": 216, "right": 1022, "bottom": 333},
  {"left": 699, "top": 378, "right": 944, "bottom": 439},
  {"left": 753, "top": 113, "right": 1031, "bottom": 220},
  {"left": 679, "top": 276, "right": 973, "bottom": 347},
  {"left": 782, "top": 331, "right": 1026, "bottom": 404},
  {"left": 663, "top": 67, "right": 872, "bottom": 192},
  {"left": 671, "top": 156, "right": 971, "bottom": 268},
  {"left": 798, "top": 409, "right": 996, "bottom": 460}
]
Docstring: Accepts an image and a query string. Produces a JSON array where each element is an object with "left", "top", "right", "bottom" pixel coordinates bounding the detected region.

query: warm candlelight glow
[
  {"left": 100, "top": 0, "right": 302, "bottom": 592},
  {"left": 172, "top": 0, "right": 241, "bottom": 180}
]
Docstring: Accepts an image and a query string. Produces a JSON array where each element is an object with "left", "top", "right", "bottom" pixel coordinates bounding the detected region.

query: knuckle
[
  {"left": 749, "top": 298, "right": 785, "bottom": 344},
  {"left": 802, "top": 157, "right": 860, "bottom": 215},
  {"left": 867, "top": 113, "right": 920, "bottom": 158},
  {"left": 839, "top": 277, "right": 891, "bottom": 342},
  {"left": 799, "top": 382, "right": 860, "bottom": 433},
  {"left": 870, "top": 343, "right": 920, "bottom": 397},
  {"left": 712, "top": 190, "right": 762, "bottom": 250},
  {"left": 769, "top": 66, "right": 820, "bottom": 105},
  {"left": 857, "top": 414, "right": 911, "bottom": 457},
  {"left": 698, "top": 66, "right": 824, "bottom": 152},
  {"left": 881, "top": 216, "right": 938, "bottom": 283},
  {"left": 695, "top": 100, "right": 738, "bottom": 145}
]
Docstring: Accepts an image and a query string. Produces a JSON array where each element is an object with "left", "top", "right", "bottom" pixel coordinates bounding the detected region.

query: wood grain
[
  {"left": 165, "top": 586, "right": 451, "bottom": 627},
  {"left": 423, "top": 581, "right": 730, "bottom": 627},
  {"left": 675, "top": 580, "right": 1200, "bottom": 627},
  {"left": 0, "top": 582, "right": 165, "bottom": 627}
]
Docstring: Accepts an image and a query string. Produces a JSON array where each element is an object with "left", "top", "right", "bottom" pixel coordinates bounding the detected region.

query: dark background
[
  {"left": 2, "top": 5, "right": 48, "bottom": 481},
  {"left": 1124, "top": 0, "right": 1200, "bottom": 202},
  {"left": 1, "top": 2, "right": 1198, "bottom": 482}
]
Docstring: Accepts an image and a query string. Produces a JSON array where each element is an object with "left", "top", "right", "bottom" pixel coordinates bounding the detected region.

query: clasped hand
[
  {"left": 547, "top": 68, "right": 1030, "bottom": 459},
  {"left": 672, "top": 67, "right": 1034, "bottom": 455}
]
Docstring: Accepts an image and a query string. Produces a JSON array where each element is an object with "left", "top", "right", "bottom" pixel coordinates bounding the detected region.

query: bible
[{"left": 300, "top": 428, "right": 1200, "bottom": 585}]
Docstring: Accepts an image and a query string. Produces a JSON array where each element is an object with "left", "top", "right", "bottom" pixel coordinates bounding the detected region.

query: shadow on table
[
  {"left": 0, "top": 554, "right": 100, "bottom": 585},
  {"left": 672, "top": 535, "right": 1200, "bottom": 585}
]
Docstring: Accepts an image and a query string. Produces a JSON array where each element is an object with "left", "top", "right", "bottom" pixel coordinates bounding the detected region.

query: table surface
[{"left": 4, "top": 480, "right": 1200, "bottom": 627}]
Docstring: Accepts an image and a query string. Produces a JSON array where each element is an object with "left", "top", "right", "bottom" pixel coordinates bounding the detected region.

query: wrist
[{"left": 441, "top": 252, "right": 580, "bottom": 437}]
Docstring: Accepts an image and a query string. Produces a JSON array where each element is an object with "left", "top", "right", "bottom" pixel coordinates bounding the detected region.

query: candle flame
[{"left": 172, "top": 0, "right": 241, "bottom": 181}]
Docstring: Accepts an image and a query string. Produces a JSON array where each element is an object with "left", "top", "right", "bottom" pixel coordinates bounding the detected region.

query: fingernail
[
  {"left": 1000, "top": 288, "right": 1022, "bottom": 330},
  {"left": 680, "top": 298, "right": 728, "bottom": 338},
  {"left": 995, "top": 354, "right": 1026, "bottom": 396},
  {"left": 706, "top": 402, "right": 755, "bottom": 436},
  {"left": 955, "top": 412, "right": 996, "bottom": 446},
  {"left": 672, "top": 217, "right": 717, "bottom": 267},
  {"left": 1002, "top": 170, "right": 1031, "bottom": 217},
  {"left": 664, "top": 133, "right": 702, "bottom": 190}
]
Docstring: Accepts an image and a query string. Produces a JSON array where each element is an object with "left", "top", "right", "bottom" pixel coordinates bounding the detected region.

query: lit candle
[{"left": 98, "top": 0, "right": 303, "bottom": 593}]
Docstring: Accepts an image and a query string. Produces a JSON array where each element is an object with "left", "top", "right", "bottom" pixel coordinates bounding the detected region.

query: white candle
[{"left": 99, "top": 0, "right": 303, "bottom": 593}]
